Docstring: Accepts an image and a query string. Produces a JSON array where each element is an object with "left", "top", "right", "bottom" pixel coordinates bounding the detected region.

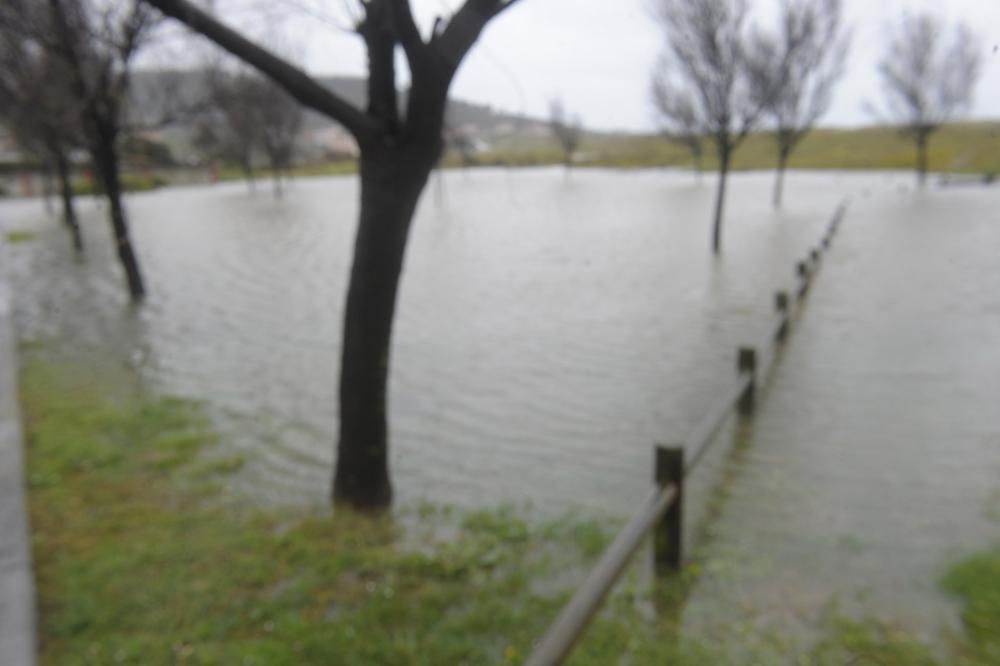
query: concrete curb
[{"left": 0, "top": 236, "right": 36, "bottom": 666}]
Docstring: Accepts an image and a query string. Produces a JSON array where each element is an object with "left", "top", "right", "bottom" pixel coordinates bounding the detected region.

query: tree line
[
  {"left": 0, "top": 0, "right": 986, "bottom": 511},
  {"left": 552, "top": 0, "right": 981, "bottom": 254},
  {"left": 649, "top": 0, "right": 980, "bottom": 253}
]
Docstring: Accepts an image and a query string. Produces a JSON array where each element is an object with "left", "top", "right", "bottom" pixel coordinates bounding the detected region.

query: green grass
[
  {"left": 5, "top": 230, "right": 36, "bottom": 243},
  {"left": 942, "top": 551, "right": 1000, "bottom": 661},
  {"left": 473, "top": 121, "right": 1000, "bottom": 175},
  {"left": 72, "top": 173, "right": 168, "bottom": 196},
  {"left": 19, "top": 346, "right": 1000, "bottom": 665},
  {"left": 214, "top": 161, "right": 358, "bottom": 185}
]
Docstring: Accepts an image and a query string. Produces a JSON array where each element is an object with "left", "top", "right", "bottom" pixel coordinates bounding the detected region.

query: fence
[{"left": 524, "top": 203, "right": 847, "bottom": 666}]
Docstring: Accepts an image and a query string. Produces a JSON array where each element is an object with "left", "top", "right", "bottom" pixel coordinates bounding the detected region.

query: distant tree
[
  {"left": 56, "top": 0, "right": 158, "bottom": 299},
  {"left": 3, "top": 0, "right": 157, "bottom": 299},
  {"left": 254, "top": 76, "right": 304, "bottom": 198},
  {"left": 0, "top": 30, "right": 84, "bottom": 251},
  {"left": 650, "top": 86, "right": 703, "bottom": 179},
  {"left": 194, "top": 68, "right": 265, "bottom": 189},
  {"left": 145, "top": 0, "right": 524, "bottom": 509},
  {"left": 748, "top": 0, "right": 848, "bottom": 208},
  {"left": 444, "top": 123, "right": 478, "bottom": 169},
  {"left": 651, "top": 0, "right": 767, "bottom": 253},
  {"left": 549, "top": 98, "right": 583, "bottom": 169},
  {"left": 875, "top": 13, "right": 981, "bottom": 187}
]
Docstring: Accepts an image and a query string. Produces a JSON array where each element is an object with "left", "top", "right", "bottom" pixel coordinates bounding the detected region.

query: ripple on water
[{"left": 4, "top": 169, "right": 999, "bottom": 643}]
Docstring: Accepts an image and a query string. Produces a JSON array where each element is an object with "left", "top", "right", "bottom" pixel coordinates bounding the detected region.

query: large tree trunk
[
  {"left": 53, "top": 148, "right": 83, "bottom": 253},
  {"left": 773, "top": 146, "right": 789, "bottom": 209},
  {"left": 93, "top": 131, "right": 146, "bottom": 301},
  {"left": 916, "top": 133, "right": 929, "bottom": 188},
  {"left": 332, "top": 143, "right": 435, "bottom": 509},
  {"left": 711, "top": 145, "right": 731, "bottom": 254}
]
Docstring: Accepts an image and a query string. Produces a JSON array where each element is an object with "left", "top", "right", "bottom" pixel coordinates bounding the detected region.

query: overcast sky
[{"left": 184, "top": 0, "right": 1000, "bottom": 132}]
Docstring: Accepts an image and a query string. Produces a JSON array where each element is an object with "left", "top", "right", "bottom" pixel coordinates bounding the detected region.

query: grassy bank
[
  {"left": 139, "top": 122, "right": 1000, "bottom": 191},
  {"left": 20, "top": 348, "right": 1000, "bottom": 665},
  {"left": 5, "top": 230, "right": 36, "bottom": 243},
  {"left": 466, "top": 122, "right": 1000, "bottom": 175}
]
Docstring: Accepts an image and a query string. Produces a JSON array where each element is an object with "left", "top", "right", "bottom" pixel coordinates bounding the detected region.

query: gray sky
[{"left": 196, "top": 0, "right": 1000, "bottom": 131}]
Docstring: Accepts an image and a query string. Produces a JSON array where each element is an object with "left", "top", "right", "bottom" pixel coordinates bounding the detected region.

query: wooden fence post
[
  {"left": 796, "top": 261, "right": 810, "bottom": 298},
  {"left": 654, "top": 445, "right": 684, "bottom": 574},
  {"left": 775, "top": 291, "right": 789, "bottom": 341},
  {"left": 737, "top": 346, "right": 756, "bottom": 414}
]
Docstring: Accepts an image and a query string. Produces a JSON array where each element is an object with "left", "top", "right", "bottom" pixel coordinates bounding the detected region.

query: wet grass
[
  {"left": 72, "top": 174, "right": 169, "bottom": 196},
  {"left": 19, "top": 346, "right": 1000, "bottom": 665},
  {"left": 4, "top": 229, "right": 36, "bottom": 243},
  {"left": 942, "top": 551, "right": 1000, "bottom": 662},
  {"left": 214, "top": 162, "right": 358, "bottom": 185}
]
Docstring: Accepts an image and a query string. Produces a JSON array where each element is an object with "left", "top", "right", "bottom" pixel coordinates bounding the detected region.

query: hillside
[{"left": 127, "top": 69, "right": 538, "bottom": 143}]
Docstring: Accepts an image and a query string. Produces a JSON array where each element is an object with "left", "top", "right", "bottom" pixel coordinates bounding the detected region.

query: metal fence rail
[{"left": 524, "top": 202, "right": 847, "bottom": 666}]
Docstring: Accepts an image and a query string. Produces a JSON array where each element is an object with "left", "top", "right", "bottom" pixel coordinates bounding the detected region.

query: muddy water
[{"left": 2, "top": 168, "right": 997, "bottom": 640}]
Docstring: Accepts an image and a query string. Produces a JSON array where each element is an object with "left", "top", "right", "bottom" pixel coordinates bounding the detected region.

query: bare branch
[
  {"left": 650, "top": 0, "right": 757, "bottom": 152},
  {"left": 876, "top": 12, "right": 981, "bottom": 132},
  {"left": 142, "top": 0, "right": 374, "bottom": 139},
  {"left": 747, "top": 0, "right": 850, "bottom": 155},
  {"left": 549, "top": 98, "right": 583, "bottom": 166},
  {"left": 433, "top": 0, "right": 521, "bottom": 74},
  {"left": 358, "top": 1, "right": 399, "bottom": 132},
  {"left": 386, "top": 0, "right": 424, "bottom": 65}
]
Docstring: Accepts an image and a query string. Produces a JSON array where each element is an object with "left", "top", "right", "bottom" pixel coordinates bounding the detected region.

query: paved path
[{"left": 0, "top": 236, "right": 36, "bottom": 666}]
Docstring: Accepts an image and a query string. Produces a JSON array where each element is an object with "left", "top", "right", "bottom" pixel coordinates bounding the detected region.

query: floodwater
[{"left": 2, "top": 168, "right": 998, "bottom": 642}]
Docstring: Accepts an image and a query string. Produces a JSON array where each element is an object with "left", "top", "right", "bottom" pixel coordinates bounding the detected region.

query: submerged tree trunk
[
  {"left": 915, "top": 133, "right": 929, "bottom": 188},
  {"left": 93, "top": 130, "right": 145, "bottom": 300},
  {"left": 333, "top": 144, "right": 436, "bottom": 509},
  {"left": 52, "top": 147, "right": 83, "bottom": 252},
  {"left": 270, "top": 160, "right": 283, "bottom": 199},
  {"left": 142, "top": 0, "right": 520, "bottom": 511},
  {"left": 241, "top": 158, "right": 256, "bottom": 192},
  {"left": 41, "top": 163, "right": 55, "bottom": 215},
  {"left": 773, "top": 146, "right": 790, "bottom": 209},
  {"left": 711, "top": 144, "right": 731, "bottom": 254}
]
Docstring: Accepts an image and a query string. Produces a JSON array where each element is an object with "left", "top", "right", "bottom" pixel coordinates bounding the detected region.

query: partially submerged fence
[{"left": 524, "top": 203, "right": 847, "bottom": 666}]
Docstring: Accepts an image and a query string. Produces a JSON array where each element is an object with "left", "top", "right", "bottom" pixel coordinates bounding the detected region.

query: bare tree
[
  {"left": 651, "top": 0, "right": 766, "bottom": 253},
  {"left": 193, "top": 67, "right": 265, "bottom": 189},
  {"left": 0, "top": 30, "right": 85, "bottom": 251},
  {"left": 650, "top": 86, "right": 703, "bottom": 180},
  {"left": 748, "top": 0, "right": 848, "bottom": 208},
  {"left": 57, "top": 0, "right": 157, "bottom": 299},
  {"left": 549, "top": 98, "right": 582, "bottom": 168},
  {"left": 145, "top": 0, "right": 523, "bottom": 509},
  {"left": 875, "top": 13, "right": 981, "bottom": 187},
  {"left": 3, "top": 0, "right": 157, "bottom": 299},
  {"left": 254, "top": 76, "right": 304, "bottom": 198}
]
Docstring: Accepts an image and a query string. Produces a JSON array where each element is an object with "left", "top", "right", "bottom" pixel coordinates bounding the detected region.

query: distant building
[{"left": 303, "top": 126, "right": 359, "bottom": 161}]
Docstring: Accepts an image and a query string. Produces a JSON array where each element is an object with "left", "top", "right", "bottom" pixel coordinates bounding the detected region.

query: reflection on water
[{"left": 2, "top": 168, "right": 998, "bottom": 640}]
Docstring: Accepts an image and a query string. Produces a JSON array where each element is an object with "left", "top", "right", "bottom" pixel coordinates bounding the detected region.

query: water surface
[{"left": 3, "top": 167, "right": 997, "bottom": 641}]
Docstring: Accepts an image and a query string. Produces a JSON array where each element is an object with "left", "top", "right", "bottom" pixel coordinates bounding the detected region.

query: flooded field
[{"left": 2, "top": 167, "right": 998, "bottom": 641}]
